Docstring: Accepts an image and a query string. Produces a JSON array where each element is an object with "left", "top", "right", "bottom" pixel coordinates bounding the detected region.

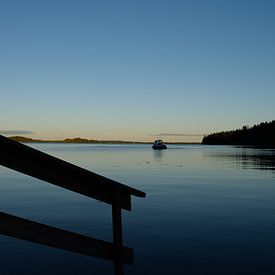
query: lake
[{"left": 0, "top": 144, "right": 275, "bottom": 274}]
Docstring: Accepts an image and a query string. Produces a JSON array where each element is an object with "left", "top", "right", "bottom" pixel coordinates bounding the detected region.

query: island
[
  {"left": 202, "top": 120, "right": 275, "bottom": 147},
  {"left": 8, "top": 136, "right": 145, "bottom": 144}
]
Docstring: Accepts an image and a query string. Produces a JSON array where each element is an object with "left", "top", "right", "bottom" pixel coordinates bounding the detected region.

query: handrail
[
  {"left": 0, "top": 135, "right": 145, "bottom": 210},
  {"left": 0, "top": 135, "right": 146, "bottom": 274}
]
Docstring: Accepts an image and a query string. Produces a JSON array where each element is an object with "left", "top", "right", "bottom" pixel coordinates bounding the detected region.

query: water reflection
[
  {"left": 206, "top": 146, "right": 275, "bottom": 171},
  {"left": 153, "top": 150, "right": 164, "bottom": 162}
]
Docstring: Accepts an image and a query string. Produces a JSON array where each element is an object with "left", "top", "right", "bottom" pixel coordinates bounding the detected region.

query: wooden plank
[
  {"left": 0, "top": 135, "right": 146, "bottom": 210},
  {"left": 0, "top": 211, "right": 133, "bottom": 264}
]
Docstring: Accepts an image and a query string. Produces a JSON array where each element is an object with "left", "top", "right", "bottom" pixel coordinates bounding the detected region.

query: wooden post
[{"left": 112, "top": 191, "right": 123, "bottom": 275}]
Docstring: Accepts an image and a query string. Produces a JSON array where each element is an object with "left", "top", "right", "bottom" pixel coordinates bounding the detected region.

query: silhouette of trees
[
  {"left": 7, "top": 136, "right": 143, "bottom": 144},
  {"left": 8, "top": 136, "right": 39, "bottom": 143},
  {"left": 64, "top": 138, "right": 98, "bottom": 143},
  {"left": 202, "top": 120, "right": 275, "bottom": 147},
  {"left": 8, "top": 136, "right": 99, "bottom": 143}
]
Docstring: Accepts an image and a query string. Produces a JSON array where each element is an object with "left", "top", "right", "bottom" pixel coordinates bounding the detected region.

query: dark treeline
[
  {"left": 8, "top": 136, "right": 146, "bottom": 144},
  {"left": 202, "top": 120, "right": 275, "bottom": 147},
  {"left": 9, "top": 136, "right": 39, "bottom": 143},
  {"left": 64, "top": 138, "right": 98, "bottom": 143}
]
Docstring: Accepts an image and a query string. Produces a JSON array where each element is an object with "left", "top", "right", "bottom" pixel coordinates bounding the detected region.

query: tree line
[
  {"left": 202, "top": 120, "right": 275, "bottom": 147},
  {"left": 7, "top": 136, "right": 145, "bottom": 144}
]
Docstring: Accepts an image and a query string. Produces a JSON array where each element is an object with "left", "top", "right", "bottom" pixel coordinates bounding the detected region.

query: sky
[{"left": 1, "top": 0, "right": 274, "bottom": 142}]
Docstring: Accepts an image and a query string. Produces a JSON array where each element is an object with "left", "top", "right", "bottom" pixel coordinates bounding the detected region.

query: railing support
[{"left": 112, "top": 191, "right": 123, "bottom": 275}]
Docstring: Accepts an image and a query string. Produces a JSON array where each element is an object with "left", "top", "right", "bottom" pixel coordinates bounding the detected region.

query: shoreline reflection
[{"left": 206, "top": 147, "right": 275, "bottom": 171}]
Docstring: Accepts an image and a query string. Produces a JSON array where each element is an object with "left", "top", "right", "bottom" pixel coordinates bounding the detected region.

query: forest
[{"left": 202, "top": 120, "right": 275, "bottom": 147}]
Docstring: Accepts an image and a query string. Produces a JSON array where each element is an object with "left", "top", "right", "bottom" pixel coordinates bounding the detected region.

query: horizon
[
  {"left": 3, "top": 133, "right": 203, "bottom": 144},
  {"left": 1, "top": 1, "right": 274, "bottom": 142}
]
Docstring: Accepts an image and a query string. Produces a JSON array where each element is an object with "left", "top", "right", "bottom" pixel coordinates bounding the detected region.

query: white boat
[{"left": 152, "top": 139, "right": 167, "bottom": 150}]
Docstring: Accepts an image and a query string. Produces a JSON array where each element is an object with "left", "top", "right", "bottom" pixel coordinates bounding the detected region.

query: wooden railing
[{"left": 0, "top": 135, "right": 146, "bottom": 274}]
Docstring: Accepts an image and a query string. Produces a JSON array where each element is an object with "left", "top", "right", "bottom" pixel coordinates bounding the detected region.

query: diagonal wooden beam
[
  {"left": 0, "top": 135, "right": 145, "bottom": 210},
  {"left": 0, "top": 211, "right": 133, "bottom": 265}
]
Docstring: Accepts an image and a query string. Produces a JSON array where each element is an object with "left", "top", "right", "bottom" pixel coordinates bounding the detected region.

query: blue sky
[{"left": 1, "top": 0, "right": 274, "bottom": 142}]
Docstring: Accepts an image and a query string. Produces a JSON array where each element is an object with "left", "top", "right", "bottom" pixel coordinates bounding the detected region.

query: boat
[{"left": 152, "top": 139, "right": 167, "bottom": 150}]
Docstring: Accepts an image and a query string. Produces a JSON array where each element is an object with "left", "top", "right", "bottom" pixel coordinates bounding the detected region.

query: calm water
[{"left": 0, "top": 144, "right": 275, "bottom": 274}]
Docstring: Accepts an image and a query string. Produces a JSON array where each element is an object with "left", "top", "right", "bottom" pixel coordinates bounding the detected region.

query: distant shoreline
[
  {"left": 202, "top": 120, "right": 275, "bottom": 148},
  {"left": 8, "top": 136, "right": 201, "bottom": 145}
]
